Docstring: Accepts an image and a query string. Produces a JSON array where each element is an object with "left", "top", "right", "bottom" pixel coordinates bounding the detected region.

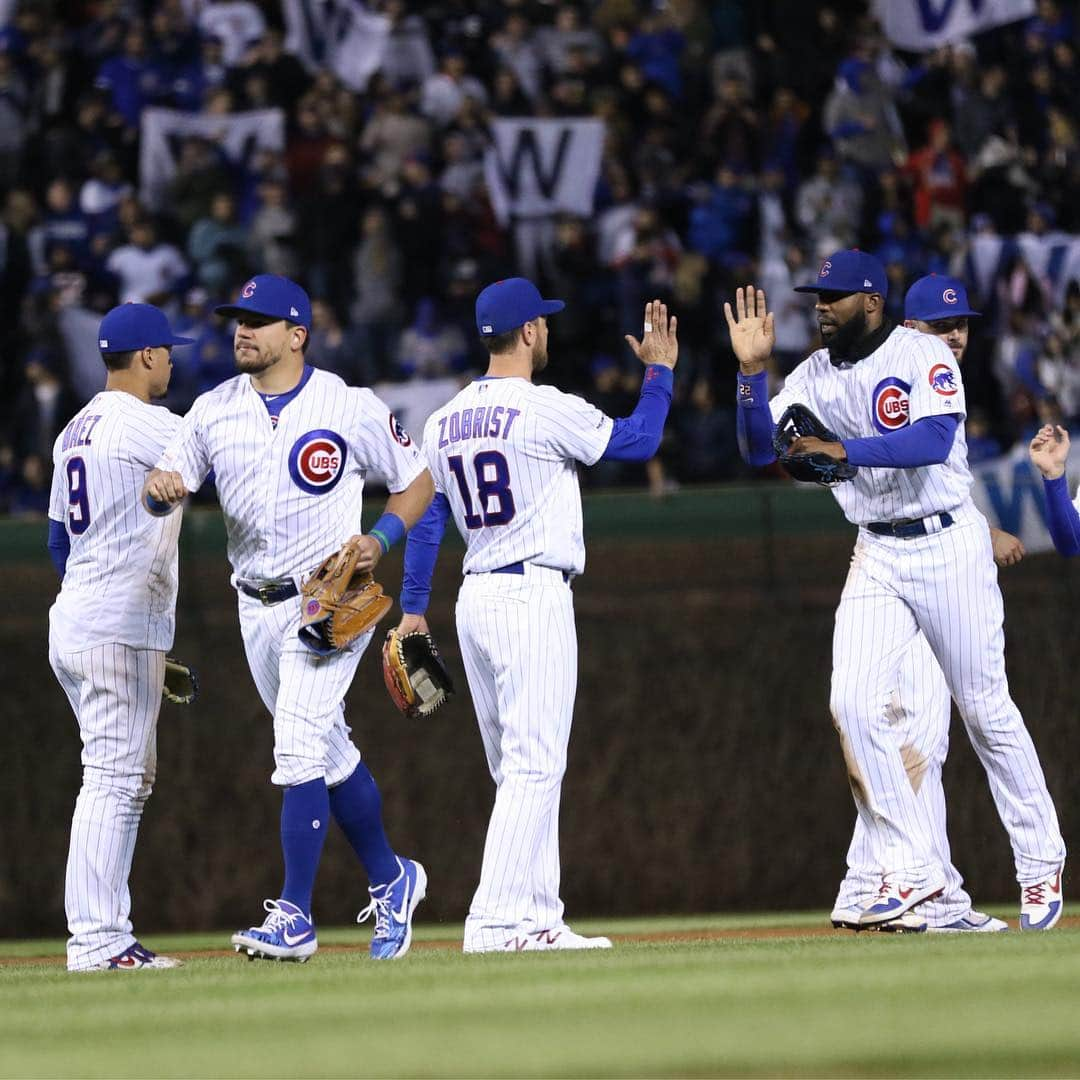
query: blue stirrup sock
[
  {"left": 329, "top": 763, "right": 400, "bottom": 888},
  {"left": 280, "top": 778, "right": 330, "bottom": 915}
]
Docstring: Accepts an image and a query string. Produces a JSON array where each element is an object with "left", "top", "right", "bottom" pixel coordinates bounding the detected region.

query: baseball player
[
  {"left": 832, "top": 275, "right": 1021, "bottom": 933},
  {"left": 1030, "top": 424, "right": 1080, "bottom": 557},
  {"left": 727, "top": 250, "right": 1065, "bottom": 930},
  {"left": 143, "top": 274, "right": 435, "bottom": 962},
  {"left": 394, "top": 278, "right": 678, "bottom": 952},
  {"left": 48, "top": 303, "right": 194, "bottom": 971}
]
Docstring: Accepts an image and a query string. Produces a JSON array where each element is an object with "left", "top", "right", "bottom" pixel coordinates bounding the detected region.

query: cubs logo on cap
[
  {"left": 872, "top": 377, "right": 911, "bottom": 434},
  {"left": 903, "top": 274, "right": 981, "bottom": 322},
  {"left": 794, "top": 249, "right": 887, "bottom": 297},
  {"left": 216, "top": 274, "right": 312, "bottom": 330},
  {"left": 288, "top": 429, "right": 348, "bottom": 494}
]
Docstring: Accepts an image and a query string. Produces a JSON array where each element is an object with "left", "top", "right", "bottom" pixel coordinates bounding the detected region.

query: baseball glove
[
  {"left": 772, "top": 403, "right": 859, "bottom": 486},
  {"left": 163, "top": 656, "right": 198, "bottom": 705},
  {"left": 382, "top": 629, "right": 455, "bottom": 719},
  {"left": 298, "top": 540, "right": 393, "bottom": 656}
]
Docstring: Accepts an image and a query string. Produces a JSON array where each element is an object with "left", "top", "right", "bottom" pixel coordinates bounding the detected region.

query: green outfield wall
[{"left": 2, "top": 484, "right": 1076, "bottom": 936}]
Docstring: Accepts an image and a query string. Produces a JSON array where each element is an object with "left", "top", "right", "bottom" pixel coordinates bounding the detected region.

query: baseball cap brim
[
  {"left": 792, "top": 284, "right": 880, "bottom": 294},
  {"left": 164, "top": 333, "right": 196, "bottom": 346},
  {"left": 537, "top": 299, "right": 565, "bottom": 317},
  {"left": 214, "top": 302, "right": 297, "bottom": 322},
  {"left": 910, "top": 305, "right": 981, "bottom": 320}
]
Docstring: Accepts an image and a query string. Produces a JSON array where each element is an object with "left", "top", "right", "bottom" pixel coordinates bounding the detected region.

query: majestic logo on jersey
[
  {"left": 288, "top": 430, "right": 348, "bottom": 494},
  {"left": 928, "top": 364, "right": 958, "bottom": 396},
  {"left": 389, "top": 413, "right": 412, "bottom": 447},
  {"left": 241, "top": 279, "right": 257, "bottom": 298},
  {"left": 942, "top": 288, "right": 958, "bottom": 305},
  {"left": 872, "top": 377, "right": 911, "bottom": 433}
]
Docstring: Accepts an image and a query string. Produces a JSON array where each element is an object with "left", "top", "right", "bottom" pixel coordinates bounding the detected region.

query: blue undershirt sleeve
[
  {"left": 1042, "top": 474, "right": 1080, "bottom": 557},
  {"left": 400, "top": 492, "right": 451, "bottom": 615},
  {"left": 600, "top": 365, "right": 674, "bottom": 462},
  {"left": 47, "top": 517, "right": 70, "bottom": 579},
  {"left": 735, "top": 371, "right": 777, "bottom": 466},
  {"left": 842, "top": 414, "right": 960, "bottom": 468}
]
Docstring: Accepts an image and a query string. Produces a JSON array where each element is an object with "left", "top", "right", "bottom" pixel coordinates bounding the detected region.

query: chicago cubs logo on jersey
[
  {"left": 872, "top": 377, "right": 911, "bottom": 434},
  {"left": 928, "top": 364, "right": 958, "bottom": 396},
  {"left": 288, "top": 430, "right": 348, "bottom": 494},
  {"left": 389, "top": 414, "right": 412, "bottom": 447}
]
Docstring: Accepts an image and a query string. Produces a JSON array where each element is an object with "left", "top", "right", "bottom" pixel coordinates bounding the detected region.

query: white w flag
[
  {"left": 283, "top": 0, "right": 390, "bottom": 92},
  {"left": 139, "top": 108, "right": 285, "bottom": 211},
  {"left": 484, "top": 118, "right": 605, "bottom": 225},
  {"left": 874, "top": 0, "right": 1035, "bottom": 51}
]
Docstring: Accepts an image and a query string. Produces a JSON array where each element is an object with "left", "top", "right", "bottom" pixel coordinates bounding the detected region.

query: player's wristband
[
  {"left": 144, "top": 492, "right": 178, "bottom": 516},
  {"left": 369, "top": 512, "right": 407, "bottom": 554},
  {"left": 736, "top": 370, "right": 768, "bottom": 407}
]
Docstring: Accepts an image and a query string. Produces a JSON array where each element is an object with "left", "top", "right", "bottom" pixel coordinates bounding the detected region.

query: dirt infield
[{"left": 5, "top": 916, "right": 1077, "bottom": 967}]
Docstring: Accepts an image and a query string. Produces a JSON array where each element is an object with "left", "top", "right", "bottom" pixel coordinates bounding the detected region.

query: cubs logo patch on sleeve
[
  {"left": 389, "top": 414, "right": 412, "bottom": 447},
  {"left": 928, "top": 364, "right": 958, "bottom": 396}
]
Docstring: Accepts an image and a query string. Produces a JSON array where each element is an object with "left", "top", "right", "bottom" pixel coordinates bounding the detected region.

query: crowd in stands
[{"left": 1, "top": 0, "right": 1078, "bottom": 514}]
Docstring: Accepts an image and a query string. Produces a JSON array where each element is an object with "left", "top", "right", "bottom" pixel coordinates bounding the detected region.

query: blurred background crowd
[{"left": 0, "top": 0, "right": 1078, "bottom": 514}]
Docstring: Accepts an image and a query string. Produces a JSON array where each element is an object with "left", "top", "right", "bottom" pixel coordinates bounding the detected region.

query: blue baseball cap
[
  {"left": 475, "top": 277, "right": 565, "bottom": 336},
  {"left": 904, "top": 274, "right": 981, "bottom": 321},
  {"left": 794, "top": 249, "right": 888, "bottom": 297},
  {"left": 97, "top": 303, "right": 195, "bottom": 354},
  {"left": 214, "top": 274, "right": 312, "bottom": 330}
]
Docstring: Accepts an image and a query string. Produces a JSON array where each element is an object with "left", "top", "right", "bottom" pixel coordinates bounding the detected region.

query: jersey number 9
[
  {"left": 448, "top": 451, "right": 516, "bottom": 529},
  {"left": 67, "top": 457, "right": 90, "bottom": 535}
]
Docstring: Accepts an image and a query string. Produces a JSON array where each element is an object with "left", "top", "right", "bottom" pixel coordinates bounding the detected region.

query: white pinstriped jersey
[
  {"left": 48, "top": 391, "right": 183, "bottom": 653},
  {"left": 770, "top": 326, "right": 971, "bottom": 525},
  {"left": 421, "top": 377, "right": 613, "bottom": 574},
  {"left": 158, "top": 367, "right": 426, "bottom": 580}
]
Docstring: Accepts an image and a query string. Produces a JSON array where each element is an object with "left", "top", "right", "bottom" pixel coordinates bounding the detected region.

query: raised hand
[
  {"left": 624, "top": 299, "right": 678, "bottom": 370},
  {"left": 723, "top": 285, "right": 775, "bottom": 374},
  {"left": 1029, "top": 424, "right": 1070, "bottom": 480}
]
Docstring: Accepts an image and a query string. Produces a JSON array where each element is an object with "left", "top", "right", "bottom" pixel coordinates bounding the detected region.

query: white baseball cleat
[
  {"left": 1019, "top": 869, "right": 1064, "bottom": 931},
  {"left": 502, "top": 925, "right": 613, "bottom": 952},
  {"left": 927, "top": 910, "right": 1008, "bottom": 933},
  {"left": 859, "top": 871, "right": 946, "bottom": 927},
  {"left": 93, "top": 942, "right": 183, "bottom": 970},
  {"left": 831, "top": 906, "right": 926, "bottom": 933}
]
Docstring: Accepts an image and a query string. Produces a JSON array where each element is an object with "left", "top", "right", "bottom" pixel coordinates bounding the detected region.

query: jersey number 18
[{"left": 447, "top": 451, "right": 516, "bottom": 528}]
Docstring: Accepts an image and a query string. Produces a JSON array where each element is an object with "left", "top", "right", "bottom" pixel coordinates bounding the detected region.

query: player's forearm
[
  {"left": 376, "top": 469, "right": 435, "bottom": 535},
  {"left": 1042, "top": 475, "right": 1080, "bottom": 557},
  {"left": 400, "top": 493, "right": 451, "bottom": 614},
  {"left": 842, "top": 414, "right": 959, "bottom": 468},
  {"left": 47, "top": 517, "right": 70, "bottom": 580},
  {"left": 600, "top": 366, "right": 673, "bottom": 462},
  {"left": 735, "top": 371, "right": 777, "bottom": 466}
]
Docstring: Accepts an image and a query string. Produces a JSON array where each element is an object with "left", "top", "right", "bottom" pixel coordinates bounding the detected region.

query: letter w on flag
[{"left": 484, "top": 119, "right": 605, "bottom": 225}]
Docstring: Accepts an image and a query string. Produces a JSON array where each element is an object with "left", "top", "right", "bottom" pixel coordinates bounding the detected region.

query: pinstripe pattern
[
  {"left": 50, "top": 643, "right": 165, "bottom": 971},
  {"left": 420, "top": 377, "right": 612, "bottom": 950},
  {"left": 834, "top": 635, "right": 973, "bottom": 923},
  {"left": 832, "top": 511, "right": 1065, "bottom": 885},
  {"left": 772, "top": 327, "right": 1064, "bottom": 898},
  {"left": 457, "top": 567, "right": 576, "bottom": 951},
  {"left": 159, "top": 367, "right": 426, "bottom": 580},
  {"left": 48, "top": 392, "right": 183, "bottom": 653},
  {"left": 770, "top": 327, "right": 971, "bottom": 524},
  {"left": 47, "top": 391, "right": 182, "bottom": 971},
  {"left": 238, "top": 591, "right": 369, "bottom": 787}
]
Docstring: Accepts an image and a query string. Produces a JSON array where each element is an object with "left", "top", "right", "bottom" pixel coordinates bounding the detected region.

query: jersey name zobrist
[{"left": 437, "top": 406, "right": 521, "bottom": 449}]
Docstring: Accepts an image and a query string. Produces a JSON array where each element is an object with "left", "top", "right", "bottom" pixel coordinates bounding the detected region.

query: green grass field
[{"left": 3, "top": 913, "right": 1079, "bottom": 1079}]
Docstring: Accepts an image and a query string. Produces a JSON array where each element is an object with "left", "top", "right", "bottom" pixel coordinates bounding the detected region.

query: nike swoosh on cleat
[
  {"left": 1050, "top": 873, "right": 1062, "bottom": 894},
  {"left": 392, "top": 878, "right": 412, "bottom": 924},
  {"left": 282, "top": 928, "right": 311, "bottom": 946},
  {"left": 898, "top": 887, "right": 913, "bottom": 899}
]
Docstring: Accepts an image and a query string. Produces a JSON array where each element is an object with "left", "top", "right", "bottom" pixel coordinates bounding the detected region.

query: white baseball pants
[
  {"left": 457, "top": 565, "right": 576, "bottom": 952},
  {"left": 237, "top": 592, "right": 373, "bottom": 787},
  {"left": 50, "top": 641, "right": 164, "bottom": 971},
  {"left": 831, "top": 506, "right": 1065, "bottom": 887}
]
